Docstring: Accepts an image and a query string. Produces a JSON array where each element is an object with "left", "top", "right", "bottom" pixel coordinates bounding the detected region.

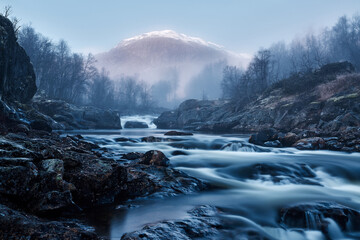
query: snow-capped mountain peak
[{"left": 117, "top": 30, "right": 223, "bottom": 49}]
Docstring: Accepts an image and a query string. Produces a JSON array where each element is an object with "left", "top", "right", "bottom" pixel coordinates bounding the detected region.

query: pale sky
[{"left": 1, "top": 0, "right": 359, "bottom": 55}]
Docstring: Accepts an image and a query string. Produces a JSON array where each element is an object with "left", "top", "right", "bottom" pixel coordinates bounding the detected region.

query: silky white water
[{"left": 67, "top": 126, "right": 360, "bottom": 240}]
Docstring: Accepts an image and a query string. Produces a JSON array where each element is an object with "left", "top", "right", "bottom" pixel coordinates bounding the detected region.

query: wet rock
[
  {"left": 264, "top": 140, "right": 282, "bottom": 148},
  {"left": 221, "top": 141, "right": 269, "bottom": 152},
  {"left": 0, "top": 204, "right": 100, "bottom": 240},
  {"left": 0, "top": 157, "right": 79, "bottom": 215},
  {"left": 139, "top": 150, "right": 170, "bottom": 167},
  {"left": 78, "top": 140, "right": 100, "bottom": 151},
  {"left": 41, "top": 159, "right": 64, "bottom": 175},
  {"left": 124, "top": 121, "right": 148, "bottom": 128},
  {"left": 114, "top": 137, "right": 129, "bottom": 142},
  {"left": 121, "top": 205, "right": 221, "bottom": 240},
  {"left": 235, "top": 162, "right": 320, "bottom": 185},
  {"left": 62, "top": 156, "right": 127, "bottom": 208},
  {"left": 300, "top": 130, "right": 320, "bottom": 138},
  {"left": 12, "top": 124, "right": 30, "bottom": 134},
  {"left": 249, "top": 128, "right": 277, "bottom": 146},
  {"left": 122, "top": 152, "right": 144, "bottom": 160},
  {"left": 154, "top": 99, "right": 225, "bottom": 130},
  {"left": 115, "top": 137, "right": 137, "bottom": 143},
  {"left": 279, "top": 202, "right": 360, "bottom": 232},
  {"left": 153, "top": 110, "right": 179, "bottom": 129},
  {"left": 83, "top": 108, "right": 121, "bottom": 129},
  {"left": 293, "top": 137, "right": 326, "bottom": 150},
  {"left": 121, "top": 164, "right": 206, "bottom": 199},
  {"left": 33, "top": 99, "right": 121, "bottom": 130},
  {"left": 30, "top": 120, "right": 52, "bottom": 132},
  {"left": 278, "top": 132, "right": 300, "bottom": 147},
  {"left": 164, "top": 131, "right": 193, "bottom": 136},
  {"left": 325, "top": 140, "right": 345, "bottom": 151},
  {"left": 171, "top": 150, "right": 189, "bottom": 156},
  {"left": 141, "top": 136, "right": 163, "bottom": 142}
]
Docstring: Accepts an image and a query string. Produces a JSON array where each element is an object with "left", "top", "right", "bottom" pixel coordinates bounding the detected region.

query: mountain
[{"left": 95, "top": 30, "right": 250, "bottom": 106}]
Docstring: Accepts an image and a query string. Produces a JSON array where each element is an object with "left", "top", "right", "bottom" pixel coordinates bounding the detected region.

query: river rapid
[{"left": 66, "top": 116, "right": 360, "bottom": 240}]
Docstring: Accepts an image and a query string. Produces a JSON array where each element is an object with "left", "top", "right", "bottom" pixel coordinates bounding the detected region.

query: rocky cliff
[
  {"left": 0, "top": 15, "right": 36, "bottom": 103},
  {"left": 154, "top": 62, "right": 360, "bottom": 151}
]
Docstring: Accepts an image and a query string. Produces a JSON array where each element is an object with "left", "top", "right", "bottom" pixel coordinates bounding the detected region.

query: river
[{"left": 65, "top": 116, "right": 360, "bottom": 240}]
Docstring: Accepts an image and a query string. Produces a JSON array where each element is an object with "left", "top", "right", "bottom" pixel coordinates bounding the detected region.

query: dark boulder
[
  {"left": 124, "top": 121, "right": 148, "bottom": 128},
  {"left": 317, "top": 61, "right": 354, "bottom": 76},
  {"left": 325, "top": 140, "right": 345, "bottom": 151},
  {"left": 121, "top": 205, "right": 221, "bottom": 240},
  {"left": 293, "top": 137, "right": 326, "bottom": 150},
  {"left": 83, "top": 108, "right": 121, "bottom": 129},
  {"left": 139, "top": 150, "right": 170, "bottom": 167},
  {"left": 237, "top": 162, "right": 319, "bottom": 185},
  {"left": 249, "top": 128, "right": 277, "bottom": 146},
  {"left": 164, "top": 130, "right": 193, "bottom": 136},
  {"left": 153, "top": 110, "right": 178, "bottom": 129},
  {"left": 0, "top": 15, "right": 37, "bottom": 103},
  {"left": 279, "top": 202, "right": 360, "bottom": 232},
  {"left": 0, "top": 156, "right": 79, "bottom": 215},
  {"left": 122, "top": 152, "right": 144, "bottom": 160},
  {"left": 33, "top": 99, "right": 121, "bottom": 130},
  {"left": 0, "top": 204, "right": 100, "bottom": 240},
  {"left": 30, "top": 120, "right": 52, "bottom": 132},
  {"left": 115, "top": 137, "right": 130, "bottom": 142},
  {"left": 171, "top": 150, "right": 189, "bottom": 156},
  {"left": 141, "top": 136, "right": 163, "bottom": 142},
  {"left": 264, "top": 140, "right": 282, "bottom": 148},
  {"left": 278, "top": 132, "right": 300, "bottom": 147}
]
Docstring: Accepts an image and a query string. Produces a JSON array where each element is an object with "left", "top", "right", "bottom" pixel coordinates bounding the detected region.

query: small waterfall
[
  {"left": 325, "top": 218, "right": 344, "bottom": 239},
  {"left": 305, "top": 211, "right": 319, "bottom": 229},
  {"left": 221, "top": 141, "right": 269, "bottom": 152},
  {"left": 121, "top": 115, "right": 158, "bottom": 128}
]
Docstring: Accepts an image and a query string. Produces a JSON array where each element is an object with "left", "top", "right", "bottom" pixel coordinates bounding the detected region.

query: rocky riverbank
[
  {"left": 0, "top": 130, "right": 205, "bottom": 239},
  {"left": 154, "top": 62, "right": 360, "bottom": 152},
  {"left": 32, "top": 97, "right": 122, "bottom": 130}
]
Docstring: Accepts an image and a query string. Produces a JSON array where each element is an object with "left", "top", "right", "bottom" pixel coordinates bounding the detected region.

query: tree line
[
  {"left": 17, "top": 25, "right": 154, "bottom": 112},
  {"left": 221, "top": 14, "right": 360, "bottom": 102},
  {"left": 2, "top": 4, "right": 154, "bottom": 112}
]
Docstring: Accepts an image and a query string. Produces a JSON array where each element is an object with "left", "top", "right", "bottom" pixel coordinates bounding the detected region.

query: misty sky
[{"left": 1, "top": 0, "right": 359, "bottom": 55}]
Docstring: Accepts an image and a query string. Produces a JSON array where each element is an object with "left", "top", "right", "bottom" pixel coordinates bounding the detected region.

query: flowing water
[{"left": 66, "top": 121, "right": 360, "bottom": 240}]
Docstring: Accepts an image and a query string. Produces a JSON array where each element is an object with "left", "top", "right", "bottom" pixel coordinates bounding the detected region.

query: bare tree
[
  {"left": 1, "top": 6, "right": 21, "bottom": 35},
  {"left": 246, "top": 49, "right": 272, "bottom": 93},
  {"left": 2, "top": 5, "right": 12, "bottom": 18},
  {"left": 221, "top": 66, "right": 244, "bottom": 100}
]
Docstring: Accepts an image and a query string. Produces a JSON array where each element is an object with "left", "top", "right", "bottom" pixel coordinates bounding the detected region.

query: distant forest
[
  {"left": 17, "top": 26, "right": 153, "bottom": 112},
  {"left": 221, "top": 14, "right": 360, "bottom": 103}
]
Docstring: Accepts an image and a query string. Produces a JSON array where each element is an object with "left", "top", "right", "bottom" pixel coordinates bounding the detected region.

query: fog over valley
[{"left": 95, "top": 30, "right": 250, "bottom": 107}]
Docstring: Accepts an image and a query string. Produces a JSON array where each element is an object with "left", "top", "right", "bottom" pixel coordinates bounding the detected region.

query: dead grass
[{"left": 317, "top": 73, "right": 360, "bottom": 101}]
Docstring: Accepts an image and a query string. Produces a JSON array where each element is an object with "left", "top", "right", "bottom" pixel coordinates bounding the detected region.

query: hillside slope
[{"left": 154, "top": 62, "right": 360, "bottom": 151}]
